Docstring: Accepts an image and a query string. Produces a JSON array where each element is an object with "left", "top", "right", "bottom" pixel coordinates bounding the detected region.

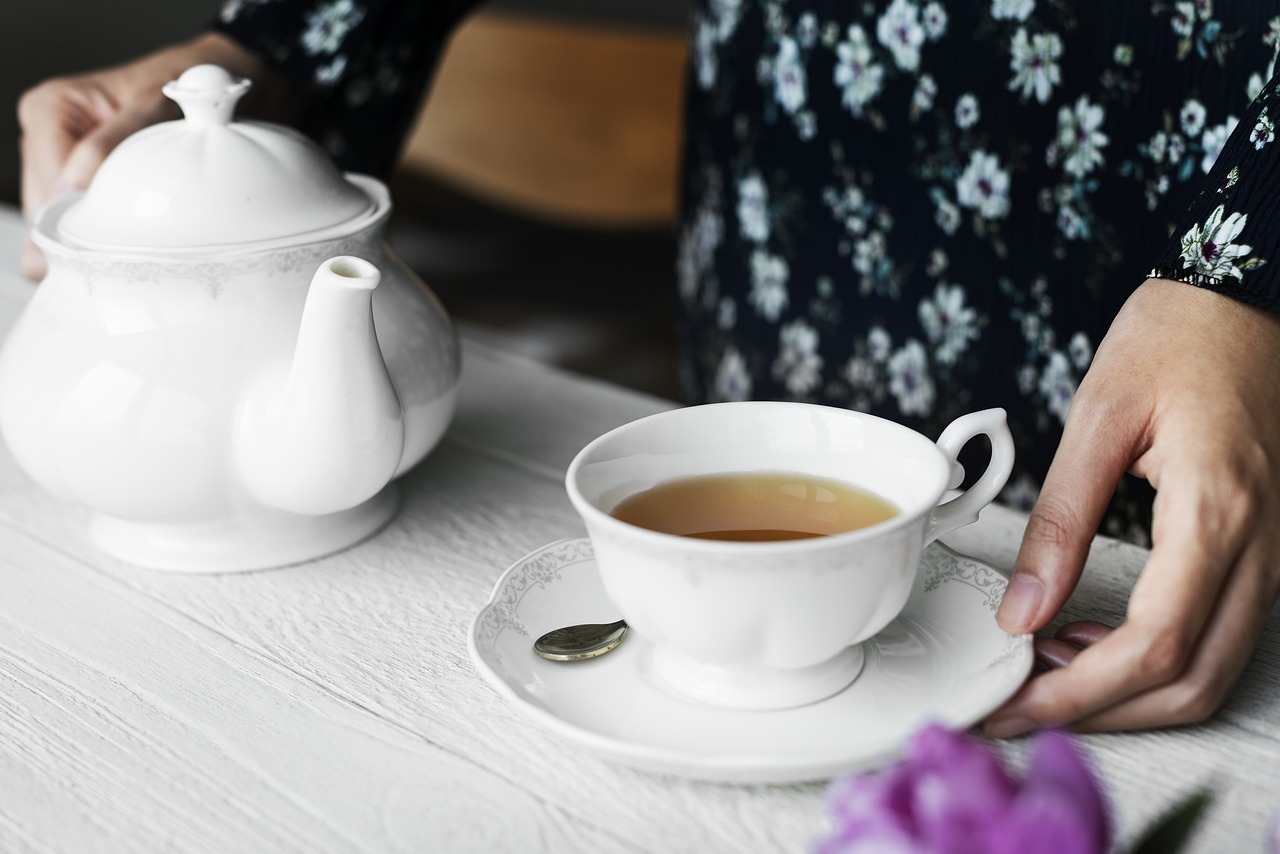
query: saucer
[{"left": 468, "top": 538, "right": 1032, "bottom": 784}]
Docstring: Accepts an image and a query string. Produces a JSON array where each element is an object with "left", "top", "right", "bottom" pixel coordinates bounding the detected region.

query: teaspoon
[{"left": 533, "top": 619, "right": 628, "bottom": 661}]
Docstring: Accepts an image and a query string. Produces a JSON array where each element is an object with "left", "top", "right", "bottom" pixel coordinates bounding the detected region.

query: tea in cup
[{"left": 564, "top": 402, "right": 1014, "bottom": 710}]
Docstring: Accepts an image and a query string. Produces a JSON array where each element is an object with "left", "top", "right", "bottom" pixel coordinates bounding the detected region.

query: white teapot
[{"left": 0, "top": 65, "right": 460, "bottom": 572}]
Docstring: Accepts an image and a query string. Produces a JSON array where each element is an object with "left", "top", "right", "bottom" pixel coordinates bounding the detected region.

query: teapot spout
[{"left": 235, "top": 256, "right": 405, "bottom": 516}]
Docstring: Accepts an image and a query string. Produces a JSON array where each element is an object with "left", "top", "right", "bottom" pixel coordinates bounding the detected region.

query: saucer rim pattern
[{"left": 467, "top": 536, "right": 1033, "bottom": 783}]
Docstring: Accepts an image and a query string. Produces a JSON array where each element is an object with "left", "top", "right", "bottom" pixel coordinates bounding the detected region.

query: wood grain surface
[{"left": 1, "top": 205, "right": 1279, "bottom": 851}]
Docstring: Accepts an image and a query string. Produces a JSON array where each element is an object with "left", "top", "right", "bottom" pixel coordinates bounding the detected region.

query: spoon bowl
[{"left": 534, "top": 619, "right": 628, "bottom": 661}]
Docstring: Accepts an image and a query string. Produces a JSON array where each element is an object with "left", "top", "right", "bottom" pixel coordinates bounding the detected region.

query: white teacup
[{"left": 564, "top": 402, "right": 1015, "bottom": 710}]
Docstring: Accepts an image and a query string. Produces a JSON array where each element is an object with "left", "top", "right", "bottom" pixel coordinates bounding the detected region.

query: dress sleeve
[
  {"left": 1149, "top": 71, "right": 1280, "bottom": 313},
  {"left": 211, "top": 0, "right": 478, "bottom": 177}
]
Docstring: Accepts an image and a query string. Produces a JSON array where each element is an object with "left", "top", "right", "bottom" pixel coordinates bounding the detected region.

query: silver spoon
[{"left": 533, "top": 619, "right": 628, "bottom": 661}]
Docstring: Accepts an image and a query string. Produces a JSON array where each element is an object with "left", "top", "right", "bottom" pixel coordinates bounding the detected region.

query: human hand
[
  {"left": 17, "top": 32, "right": 280, "bottom": 280},
  {"left": 984, "top": 277, "right": 1280, "bottom": 736}
]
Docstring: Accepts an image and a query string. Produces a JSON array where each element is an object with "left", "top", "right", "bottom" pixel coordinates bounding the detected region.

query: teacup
[{"left": 564, "top": 402, "right": 1014, "bottom": 710}]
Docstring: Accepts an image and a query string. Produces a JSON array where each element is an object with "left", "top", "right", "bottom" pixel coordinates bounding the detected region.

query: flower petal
[
  {"left": 906, "top": 725, "right": 1018, "bottom": 848},
  {"left": 981, "top": 785, "right": 1101, "bottom": 854},
  {"left": 1021, "top": 731, "right": 1112, "bottom": 850}
]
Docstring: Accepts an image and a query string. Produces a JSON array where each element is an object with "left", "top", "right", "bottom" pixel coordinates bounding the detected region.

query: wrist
[
  {"left": 179, "top": 32, "right": 261, "bottom": 73},
  {"left": 1131, "top": 276, "right": 1280, "bottom": 350}
]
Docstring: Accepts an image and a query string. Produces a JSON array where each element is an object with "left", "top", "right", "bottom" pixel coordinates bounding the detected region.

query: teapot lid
[{"left": 55, "top": 65, "right": 379, "bottom": 253}]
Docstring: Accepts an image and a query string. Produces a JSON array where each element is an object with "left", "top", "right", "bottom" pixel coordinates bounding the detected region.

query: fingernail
[
  {"left": 997, "top": 573, "right": 1043, "bottom": 632},
  {"left": 985, "top": 714, "right": 1037, "bottom": 740},
  {"left": 1033, "top": 637, "right": 1080, "bottom": 669}
]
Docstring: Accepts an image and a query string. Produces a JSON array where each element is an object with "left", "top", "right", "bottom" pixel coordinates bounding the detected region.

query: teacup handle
[{"left": 924, "top": 408, "right": 1015, "bottom": 545}]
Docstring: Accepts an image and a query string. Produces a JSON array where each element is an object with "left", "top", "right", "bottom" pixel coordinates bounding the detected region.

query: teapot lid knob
[{"left": 162, "top": 64, "right": 251, "bottom": 129}]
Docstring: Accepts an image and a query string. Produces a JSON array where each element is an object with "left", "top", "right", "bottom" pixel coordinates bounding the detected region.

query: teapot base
[{"left": 90, "top": 485, "right": 400, "bottom": 572}]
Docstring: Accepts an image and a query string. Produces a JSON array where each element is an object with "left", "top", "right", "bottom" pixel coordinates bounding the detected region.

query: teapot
[{"left": 0, "top": 65, "right": 460, "bottom": 572}]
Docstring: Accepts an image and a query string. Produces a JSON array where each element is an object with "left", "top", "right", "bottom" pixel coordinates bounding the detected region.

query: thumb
[
  {"left": 997, "top": 398, "right": 1138, "bottom": 634},
  {"left": 21, "top": 237, "right": 47, "bottom": 282}
]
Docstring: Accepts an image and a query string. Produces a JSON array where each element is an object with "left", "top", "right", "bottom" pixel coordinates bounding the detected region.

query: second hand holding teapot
[{"left": 0, "top": 65, "right": 461, "bottom": 571}]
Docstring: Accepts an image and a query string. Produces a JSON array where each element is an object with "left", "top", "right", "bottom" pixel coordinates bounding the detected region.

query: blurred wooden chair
[
  {"left": 398, "top": 10, "right": 686, "bottom": 227},
  {"left": 389, "top": 11, "right": 689, "bottom": 398}
]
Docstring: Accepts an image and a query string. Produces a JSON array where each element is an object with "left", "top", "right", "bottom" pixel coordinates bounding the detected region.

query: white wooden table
[{"left": 0, "top": 204, "right": 1278, "bottom": 852}]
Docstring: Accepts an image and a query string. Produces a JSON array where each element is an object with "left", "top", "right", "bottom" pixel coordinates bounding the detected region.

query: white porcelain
[
  {"left": 0, "top": 66, "right": 460, "bottom": 572},
  {"left": 468, "top": 538, "right": 1034, "bottom": 784},
  {"left": 60, "top": 65, "right": 376, "bottom": 251},
  {"left": 565, "top": 403, "right": 1015, "bottom": 710}
]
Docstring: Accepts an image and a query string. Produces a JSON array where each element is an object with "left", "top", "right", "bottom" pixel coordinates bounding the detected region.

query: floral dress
[{"left": 217, "top": 0, "right": 1280, "bottom": 544}]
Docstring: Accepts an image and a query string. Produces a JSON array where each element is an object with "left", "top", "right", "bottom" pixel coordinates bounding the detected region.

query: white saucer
[{"left": 468, "top": 537, "right": 1032, "bottom": 784}]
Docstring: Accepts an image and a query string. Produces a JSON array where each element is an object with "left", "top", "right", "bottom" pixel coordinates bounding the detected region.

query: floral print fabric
[
  {"left": 216, "top": 0, "right": 474, "bottom": 175},
  {"left": 215, "top": 0, "right": 1280, "bottom": 542},
  {"left": 678, "top": 1, "right": 1280, "bottom": 542}
]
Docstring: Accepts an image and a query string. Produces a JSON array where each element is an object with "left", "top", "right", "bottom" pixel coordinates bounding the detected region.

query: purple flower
[{"left": 817, "top": 725, "right": 1111, "bottom": 854}]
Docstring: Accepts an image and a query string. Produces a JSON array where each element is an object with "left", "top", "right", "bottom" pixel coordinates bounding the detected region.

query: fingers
[
  {"left": 1032, "top": 622, "right": 1115, "bottom": 670},
  {"left": 989, "top": 281, "right": 1280, "bottom": 736},
  {"left": 1011, "top": 540, "right": 1272, "bottom": 733},
  {"left": 20, "top": 238, "right": 46, "bottom": 282},
  {"left": 1033, "top": 637, "right": 1081, "bottom": 670},
  {"left": 17, "top": 82, "right": 112, "bottom": 281},
  {"left": 54, "top": 129, "right": 120, "bottom": 199},
  {"left": 985, "top": 622, "right": 1187, "bottom": 737},
  {"left": 56, "top": 98, "right": 164, "bottom": 197},
  {"left": 986, "top": 459, "right": 1255, "bottom": 737},
  {"left": 18, "top": 82, "right": 84, "bottom": 220},
  {"left": 17, "top": 77, "right": 174, "bottom": 281},
  {"left": 1070, "top": 542, "right": 1273, "bottom": 731},
  {"left": 997, "top": 388, "right": 1143, "bottom": 634},
  {"left": 1055, "top": 620, "right": 1113, "bottom": 647}
]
